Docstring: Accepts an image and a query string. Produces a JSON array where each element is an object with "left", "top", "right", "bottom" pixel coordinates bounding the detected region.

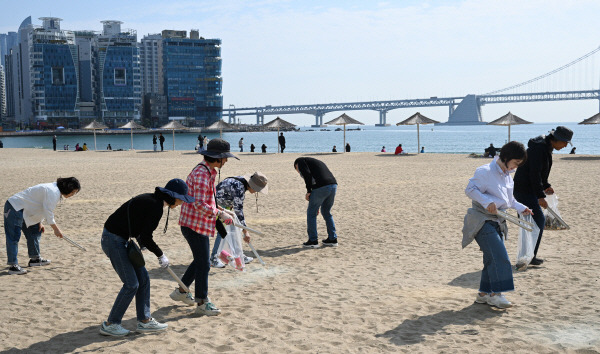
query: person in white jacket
[{"left": 4, "top": 177, "right": 80, "bottom": 275}]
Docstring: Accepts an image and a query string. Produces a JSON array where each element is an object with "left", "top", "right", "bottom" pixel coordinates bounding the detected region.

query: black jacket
[
  {"left": 294, "top": 157, "right": 337, "bottom": 193},
  {"left": 513, "top": 135, "right": 553, "bottom": 199},
  {"left": 104, "top": 193, "right": 164, "bottom": 257}
]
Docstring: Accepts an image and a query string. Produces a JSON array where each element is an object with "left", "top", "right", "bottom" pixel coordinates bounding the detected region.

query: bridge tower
[
  {"left": 375, "top": 110, "right": 390, "bottom": 126},
  {"left": 441, "top": 95, "right": 486, "bottom": 125}
]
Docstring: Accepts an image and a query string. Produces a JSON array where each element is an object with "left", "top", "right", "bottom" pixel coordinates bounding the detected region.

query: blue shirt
[
  {"left": 465, "top": 157, "right": 527, "bottom": 214},
  {"left": 216, "top": 177, "right": 248, "bottom": 227}
]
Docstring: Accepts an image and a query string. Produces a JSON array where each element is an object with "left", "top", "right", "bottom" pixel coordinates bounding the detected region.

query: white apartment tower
[{"left": 140, "top": 34, "right": 162, "bottom": 95}]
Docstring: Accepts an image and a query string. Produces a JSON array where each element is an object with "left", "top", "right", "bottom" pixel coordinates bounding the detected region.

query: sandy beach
[{"left": 0, "top": 148, "right": 599, "bottom": 353}]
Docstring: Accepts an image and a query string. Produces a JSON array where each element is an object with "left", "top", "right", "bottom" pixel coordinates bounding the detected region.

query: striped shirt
[{"left": 179, "top": 161, "right": 220, "bottom": 236}]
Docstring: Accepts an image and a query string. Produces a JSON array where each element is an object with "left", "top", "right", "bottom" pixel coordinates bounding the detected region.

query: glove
[
  {"left": 158, "top": 254, "right": 169, "bottom": 268},
  {"left": 219, "top": 210, "right": 234, "bottom": 225}
]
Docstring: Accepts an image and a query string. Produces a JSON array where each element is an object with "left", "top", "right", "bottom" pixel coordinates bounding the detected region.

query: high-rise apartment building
[
  {"left": 140, "top": 34, "right": 162, "bottom": 95},
  {"left": 97, "top": 21, "right": 141, "bottom": 127},
  {"left": 162, "top": 29, "right": 222, "bottom": 126},
  {"left": 0, "top": 64, "right": 5, "bottom": 120}
]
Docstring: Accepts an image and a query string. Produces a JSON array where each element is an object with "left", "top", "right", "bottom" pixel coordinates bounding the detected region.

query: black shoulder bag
[{"left": 126, "top": 201, "right": 146, "bottom": 268}]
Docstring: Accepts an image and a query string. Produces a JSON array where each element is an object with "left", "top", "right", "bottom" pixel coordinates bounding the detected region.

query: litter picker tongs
[
  {"left": 546, "top": 207, "right": 570, "bottom": 230},
  {"left": 496, "top": 210, "right": 534, "bottom": 232},
  {"left": 233, "top": 222, "right": 266, "bottom": 266}
]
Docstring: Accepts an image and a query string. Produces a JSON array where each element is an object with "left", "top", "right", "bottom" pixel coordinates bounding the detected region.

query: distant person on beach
[
  {"left": 294, "top": 157, "right": 338, "bottom": 248},
  {"left": 394, "top": 144, "right": 403, "bottom": 155},
  {"left": 52, "top": 136, "right": 57, "bottom": 151},
  {"left": 159, "top": 134, "right": 165, "bottom": 151},
  {"left": 107, "top": 144, "right": 112, "bottom": 150},
  {"left": 484, "top": 143, "right": 497, "bottom": 158},
  {"left": 198, "top": 135, "right": 204, "bottom": 151},
  {"left": 513, "top": 126, "right": 573, "bottom": 266},
  {"left": 204, "top": 136, "right": 209, "bottom": 148},
  {"left": 463, "top": 141, "right": 531, "bottom": 308},
  {"left": 278, "top": 133, "right": 286, "bottom": 153},
  {"left": 250, "top": 144, "right": 255, "bottom": 152},
  {"left": 82, "top": 143, "right": 88, "bottom": 151},
  {"left": 570, "top": 147, "right": 576, "bottom": 154},
  {"left": 174, "top": 139, "right": 237, "bottom": 316},
  {"left": 99, "top": 179, "right": 192, "bottom": 336},
  {"left": 421, "top": 146, "right": 425, "bottom": 153},
  {"left": 153, "top": 135, "right": 157, "bottom": 152},
  {"left": 261, "top": 144, "right": 267, "bottom": 153},
  {"left": 239, "top": 137, "right": 244, "bottom": 152},
  {"left": 75, "top": 143, "right": 81, "bottom": 151},
  {"left": 332, "top": 145, "right": 337, "bottom": 152},
  {"left": 209, "top": 172, "right": 269, "bottom": 268},
  {"left": 381, "top": 146, "right": 386, "bottom": 152},
  {"left": 345, "top": 143, "right": 350, "bottom": 152},
  {"left": 4, "top": 177, "right": 80, "bottom": 275},
  {"left": 0, "top": 140, "right": 3, "bottom": 148}
]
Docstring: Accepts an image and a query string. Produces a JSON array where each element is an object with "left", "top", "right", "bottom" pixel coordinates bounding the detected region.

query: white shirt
[
  {"left": 8, "top": 182, "right": 62, "bottom": 227},
  {"left": 465, "top": 157, "right": 527, "bottom": 214}
]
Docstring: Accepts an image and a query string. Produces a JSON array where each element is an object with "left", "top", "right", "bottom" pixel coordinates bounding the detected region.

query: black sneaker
[
  {"left": 303, "top": 240, "right": 320, "bottom": 248},
  {"left": 322, "top": 238, "right": 338, "bottom": 247},
  {"left": 529, "top": 258, "right": 544, "bottom": 266},
  {"left": 28, "top": 258, "right": 51, "bottom": 267},
  {"left": 8, "top": 265, "right": 27, "bottom": 275}
]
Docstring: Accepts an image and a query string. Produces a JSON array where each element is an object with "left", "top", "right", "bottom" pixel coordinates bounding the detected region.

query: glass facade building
[{"left": 162, "top": 34, "right": 222, "bottom": 126}]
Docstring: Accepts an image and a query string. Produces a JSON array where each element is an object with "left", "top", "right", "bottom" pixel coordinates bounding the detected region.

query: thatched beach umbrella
[
  {"left": 487, "top": 112, "right": 532, "bottom": 142},
  {"left": 578, "top": 112, "right": 600, "bottom": 125},
  {"left": 160, "top": 121, "right": 188, "bottom": 151},
  {"left": 207, "top": 119, "right": 234, "bottom": 138},
  {"left": 396, "top": 112, "right": 439, "bottom": 154},
  {"left": 325, "top": 113, "right": 364, "bottom": 153},
  {"left": 83, "top": 121, "right": 108, "bottom": 151},
  {"left": 119, "top": 120, "right": 145, "bottom": 150},
  {"left": 263, "top": 117, "right": 296, "bottom": 153}
]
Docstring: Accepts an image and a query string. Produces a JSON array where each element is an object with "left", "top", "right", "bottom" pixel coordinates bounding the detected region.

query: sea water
[{"left": 1, "top": 122, "right": 598, "bottom": 154}]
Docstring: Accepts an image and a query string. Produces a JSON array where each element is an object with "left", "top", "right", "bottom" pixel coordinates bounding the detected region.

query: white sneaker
[
  {"left": 210, "top": 256, "right": 226, "bottom": 268},
  {"left": 8, "top": 264, "right": 27, "bottom": 275},
  {"left": 169, "top": 288, "right": 195, "bottom": 306},
  {"left": 136, "top": 318, "right": 168, "bottom": 333},
  {"left": 195, "top": 299, "right": 221, "bottom": 316},
  {"left": 243, "top": 254, "right": 254, "bottom": 264},
  {"left": 487, "top": 294, "right": 513, "bottom": 308},
  {"left": 99, "top": 321, "right": 130, "bottom": 337},
  {"left": 475, "top": 293, "right": 489, "bottom": 304}
]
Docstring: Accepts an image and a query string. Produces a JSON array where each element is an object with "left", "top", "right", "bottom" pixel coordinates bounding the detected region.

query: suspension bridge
[{"left": 223, "top": 46, "right": 600, "bottom": 126}]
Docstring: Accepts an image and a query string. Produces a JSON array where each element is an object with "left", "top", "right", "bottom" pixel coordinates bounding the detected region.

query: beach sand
[{"left": 0, "top": 149, "right": 599, "bottom": 353}]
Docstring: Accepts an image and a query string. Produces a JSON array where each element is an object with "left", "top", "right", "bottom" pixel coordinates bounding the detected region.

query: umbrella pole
[
  {"left": 277, "top": 127, "right": 280, "bottom": 153},
  {"left": 343, "top": 125, "right": 346, "bottom": 153},
  {"left": 220, "top": 128, "right": 222, "bottom": 138},
  {"left": 508, "top": 125, "right": 511, "bottom": 142},
  {"left": 130, "top": 129, "right": 133, "bottom": 151},
  {"left": 94, "top": 130, "right": 97, "bottom": 151},
  {"left": 172, "top": 129, "right": 175, "bottom": 151},
  {"left": 417, "top": 123, "right": 420, "bottom": 154}
]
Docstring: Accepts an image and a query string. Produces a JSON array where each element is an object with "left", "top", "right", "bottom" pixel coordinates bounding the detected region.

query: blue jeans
[
  {"left": 474, "top": 221, "right": 514, "bottom": 294},
  {"left": 210, "top": 235, "right": 223, "bottom": 260},
  {"left": 180, "top": 227, "right": 210, "bottom": 302},
  {"left": 307, "top": 184, "right": 337, "bottom": 242},
  {"left": 513, "top": 191, "right": 545, "bottom": 257},
  {"left": 101, "top": 229, "right": 151, "bottom": 324},
  {"left": 4, "top": 201, "right": 42, "bottom": 265}
]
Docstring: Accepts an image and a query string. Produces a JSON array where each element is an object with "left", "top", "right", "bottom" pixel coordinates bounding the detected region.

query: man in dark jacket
[
  {"left": 278, "top": 133, "right": 286, "bottom": 153},
  {"left": 294, "top": 157, "right": 338, "bottom": 248},
  {"left": 513, "top": 126, "right": 573, "bottom": 265}
]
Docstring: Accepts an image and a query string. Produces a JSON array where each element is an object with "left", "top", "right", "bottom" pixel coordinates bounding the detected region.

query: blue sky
[{"left": 3, "top": 0, "right": 600, "bottom": 125}]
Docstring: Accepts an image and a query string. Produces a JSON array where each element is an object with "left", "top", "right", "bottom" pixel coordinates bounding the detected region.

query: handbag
[{"left": 126, "top": 201, "right": 145, "bottom": 268}]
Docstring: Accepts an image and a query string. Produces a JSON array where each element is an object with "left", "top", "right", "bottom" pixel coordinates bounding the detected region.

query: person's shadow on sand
[{"left": 376, "top": 303, "right": 505, "bottom": 346}]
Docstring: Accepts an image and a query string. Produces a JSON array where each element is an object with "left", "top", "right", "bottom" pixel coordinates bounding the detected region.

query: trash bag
[
  {"left": 543, "top": 194, "right": 568, "bottom": 230},
  {"left": 216, "top": 214, "right": 245, "bottom": 271},
  {"left": 515, "top": 214, "right": 540, "bottom": 270}
]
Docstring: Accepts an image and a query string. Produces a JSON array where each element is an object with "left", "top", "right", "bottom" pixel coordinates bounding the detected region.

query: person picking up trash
[{"left": 210, "top": 172, "right": 269, "bottom": 268}]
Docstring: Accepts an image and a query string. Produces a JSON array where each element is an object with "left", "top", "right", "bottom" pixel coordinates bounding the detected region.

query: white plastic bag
[
  {"left": 543, "top": 194, "right": 568, "bottom": 230},
  {"left": 516, "top": 214, "right": 540, "bottom": 270},
  {"left": 216, "top": 214, "right": 245, "bottom": 271}
]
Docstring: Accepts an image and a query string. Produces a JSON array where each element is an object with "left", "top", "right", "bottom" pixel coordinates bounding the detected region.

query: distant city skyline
[{"left": 3, "top": 0, "right": 600, "bottom": 125}]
